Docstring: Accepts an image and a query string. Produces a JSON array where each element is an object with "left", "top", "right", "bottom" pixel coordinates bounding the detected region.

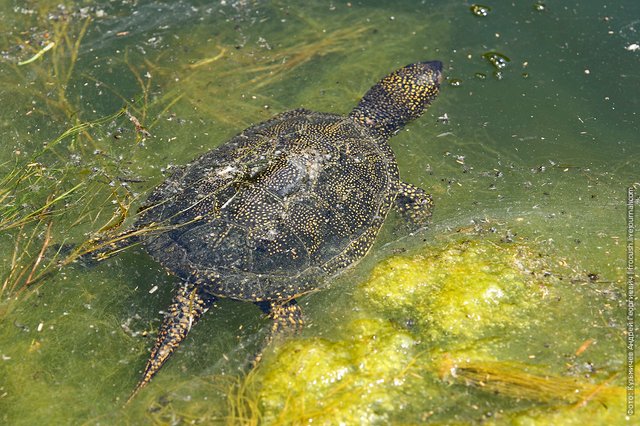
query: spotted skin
[
  {"left": 114, "top": 61, "right": 442, "bottom": 400},
  {"left": 127, "top": 280, "right": 216, "bottom": 402},
  {"left": 395, "top": 181, "right": 434, "bottom": 232},
  {"left": 350, "top": 61, "right": 442, "bottom": 138}
]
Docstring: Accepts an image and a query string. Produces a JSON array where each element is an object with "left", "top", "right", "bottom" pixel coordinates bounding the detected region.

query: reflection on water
[{"left": 0, "top": 1, "right": 637, "bottom": 424}]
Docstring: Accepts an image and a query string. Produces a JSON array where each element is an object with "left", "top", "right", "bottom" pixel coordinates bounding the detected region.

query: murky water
[{"left": 0, "top": 1, "right": 638, "bottom": 424}]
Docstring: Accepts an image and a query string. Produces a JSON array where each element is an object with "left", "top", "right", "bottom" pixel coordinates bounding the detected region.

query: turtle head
[{"left": 349, "top": 61, "right": 442, "bottom": 139}]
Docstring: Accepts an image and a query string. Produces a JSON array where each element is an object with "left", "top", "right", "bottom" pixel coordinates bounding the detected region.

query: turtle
[{"left": 105, "top": 60, "right": 442, "bottom": 400}]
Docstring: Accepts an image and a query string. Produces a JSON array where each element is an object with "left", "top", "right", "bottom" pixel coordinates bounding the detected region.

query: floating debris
[
  {"left": 126, "top": 110, "right": 152, "bottom": 139},
  {"left": 17, "top": 42, "right": 55, "bottom": 66},
  {"left": 483, "top": 51, "right": 511, "bottom": 70},
  {"left": 470, "top": 4, "right": 491, "bottom": 17},
  {"left": 533, "top": 2, "right": 546, "bottom": 12}
]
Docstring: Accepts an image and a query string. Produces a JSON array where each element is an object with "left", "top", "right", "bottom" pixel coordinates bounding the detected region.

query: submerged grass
[
  {"left": 0, "top": 4, "right": 175, "bottom": 302},
  {"left": 0, "top": 109, "right": 131, "bottom": 300},
  {"left": 5, "top": 14, "right": 93, "bottom": 131},
  {"left": 436, "top": 355, "right": 622, "bottom": 407}
]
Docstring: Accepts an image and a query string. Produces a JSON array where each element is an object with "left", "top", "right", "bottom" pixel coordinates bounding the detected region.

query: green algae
[
  {"left": 253, "top": 318, "right": 425, "bottom": 425},
  {"left": 359, "top": 240, "right": 548, "bottom": 342}
]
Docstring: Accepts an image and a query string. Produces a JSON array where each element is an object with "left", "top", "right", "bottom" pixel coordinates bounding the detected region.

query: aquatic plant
[{"left": 359, "top": 239, "right": 549, "bottom": 342}]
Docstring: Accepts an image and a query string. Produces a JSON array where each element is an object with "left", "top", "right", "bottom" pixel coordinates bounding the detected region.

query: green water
[{"left": 0, "top": 1, "right": 637, "bottom": 424}]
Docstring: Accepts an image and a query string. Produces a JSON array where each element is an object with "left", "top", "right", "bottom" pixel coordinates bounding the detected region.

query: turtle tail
[
  {"left": 126, "top": 280, "right": 216, "bottom": 403},
  {"left": 81, "top": 229, "right": 141, "bottom": 263},
  {"left": 349, "top": 61, "right": 442, "bottom": 139}
]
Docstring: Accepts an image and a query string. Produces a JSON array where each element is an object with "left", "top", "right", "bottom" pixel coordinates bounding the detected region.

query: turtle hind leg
[
  {"left": 394, "top": 181, "right": 434, "bottom": 232},
  {"left": 126, "top": 280, "right": 216, "bottom": 403},
  {"left": 253, "top": 299, "right": 304, "bottom": 364}
]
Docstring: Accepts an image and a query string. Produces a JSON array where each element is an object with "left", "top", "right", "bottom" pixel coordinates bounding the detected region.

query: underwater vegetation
[{"left": 360, "top": 240, "right": 546, "bottom": 341}]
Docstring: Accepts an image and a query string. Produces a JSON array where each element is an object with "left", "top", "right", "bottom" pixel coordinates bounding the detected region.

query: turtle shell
[{"left": 136, "top": 109, "right": 400, "bottom": 302}]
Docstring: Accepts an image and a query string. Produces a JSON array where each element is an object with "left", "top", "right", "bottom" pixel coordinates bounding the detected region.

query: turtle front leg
[
  {"left": 127, "top": 279, "right": 216, "bottom": 403},
  {"left": 265, "top": 299, "right": 304, "bottom": 344},
  {"left": 254, "top": 299, "right": 304, "bottom": 363},
  {"left": 394, "top": 181, "right": 434, "bottom": 232}
]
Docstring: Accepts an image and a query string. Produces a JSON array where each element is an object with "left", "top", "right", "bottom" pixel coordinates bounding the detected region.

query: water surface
[{"left": 0, "top": 1, "right": 638, "bottom": 424}]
